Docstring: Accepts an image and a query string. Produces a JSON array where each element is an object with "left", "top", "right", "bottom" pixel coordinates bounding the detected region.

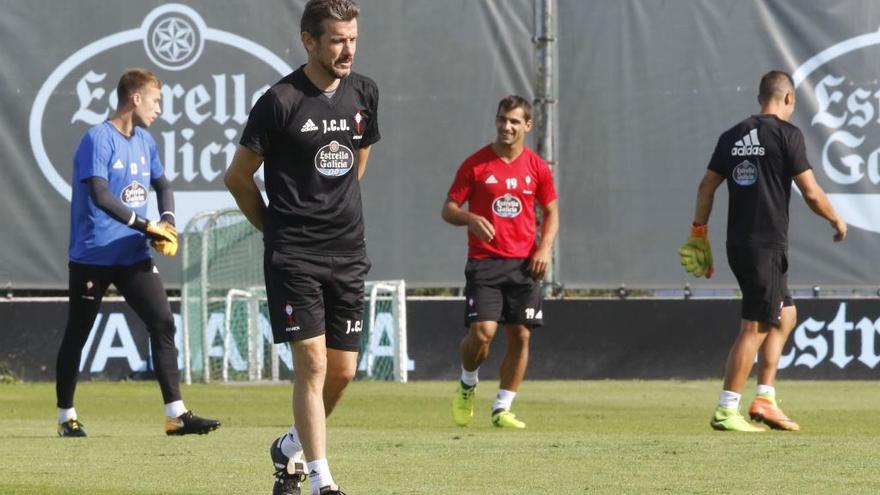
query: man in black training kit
[
  {"left": 224, "top": 1, "right": 378, "bottom": 494},
  {"left": 680, "top": 70, "right": 846, "bottom": 432},
  {"left": 57, "top": 68, "right": 220, "bottom": 437}
]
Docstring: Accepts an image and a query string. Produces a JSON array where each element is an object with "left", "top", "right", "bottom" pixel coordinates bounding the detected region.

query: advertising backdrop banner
[
  {"left": 557, "top": 0, "right": 880, "bottom": 288},
  {"left": 1, "top": 0, "right": 533, "bottom": 288},
  {"left": 3, "top": 1, "right": 880, "bottom": 288},
  {"left": 4, "top": 298, "right": 880, "bottom": 381}
]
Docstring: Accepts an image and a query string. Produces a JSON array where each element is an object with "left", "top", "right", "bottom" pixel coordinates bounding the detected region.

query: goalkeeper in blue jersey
[{"left": 55, "top": 68, "right": 219, "bottom": 437}]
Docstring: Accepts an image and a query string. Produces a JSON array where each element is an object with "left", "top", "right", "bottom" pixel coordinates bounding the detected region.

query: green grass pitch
[{"left": 2, "top": 380, "right": 879, "bottom": 494}]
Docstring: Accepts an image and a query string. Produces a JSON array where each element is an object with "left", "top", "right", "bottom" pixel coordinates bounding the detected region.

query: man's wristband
[
  {"left": 129, "top": 213, "right": 150, "bottom": 232},
  {"left": 160, "top": 211, "right": 176, "bottom": 226},
  {"left": 690, "top": 222, "right": 708, "bottom": 239}
]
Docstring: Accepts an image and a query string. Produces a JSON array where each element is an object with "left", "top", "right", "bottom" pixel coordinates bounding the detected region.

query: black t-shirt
[
  {"left": 240, "top": 66, "right": 380, "bottom": 255},
  {"left": 707, "top": 114, "right": 810, "bottom": 248}
]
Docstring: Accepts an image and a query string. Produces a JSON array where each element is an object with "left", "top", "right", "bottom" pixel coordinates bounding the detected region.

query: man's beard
[{"left": 320, "top": 57, "right": 352, "bottom": 79}]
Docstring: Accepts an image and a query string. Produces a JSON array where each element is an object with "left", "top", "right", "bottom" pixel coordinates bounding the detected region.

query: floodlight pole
[{"left": 534, "top": 0, "right": 559, "bottom": 297}]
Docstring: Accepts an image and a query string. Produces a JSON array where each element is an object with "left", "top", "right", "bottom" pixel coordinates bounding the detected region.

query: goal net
[{"left": 180, "top": 209, "right": 409, "bottom": 383}]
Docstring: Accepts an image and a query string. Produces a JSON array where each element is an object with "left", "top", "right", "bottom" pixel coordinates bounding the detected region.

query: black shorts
[
  {"left": 265, "top": 248, "right": 371, "bottom": 351},
  {"left": 726, "top": 245, "right": 793, "bottom": 326},
  {"left": 463, "top": 258, "right": 543, "bottom": 328}
]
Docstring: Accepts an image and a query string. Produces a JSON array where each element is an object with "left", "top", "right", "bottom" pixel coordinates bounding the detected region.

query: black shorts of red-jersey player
[{"left": 463, "top": 258, "right": 544, "bottom": 329}]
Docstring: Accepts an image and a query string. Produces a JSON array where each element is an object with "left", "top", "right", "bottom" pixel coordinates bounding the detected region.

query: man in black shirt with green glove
[{"left": 680, "top": 70, "right": 846, "bottom": 432}]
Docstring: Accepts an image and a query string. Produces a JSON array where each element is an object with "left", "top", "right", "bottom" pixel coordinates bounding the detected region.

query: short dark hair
[
  {"left": 497, "top": 95, "right": 532, "bottom": 121},
  {"left": 301, "top": 0, "right": 360, "bottom": 39},
  {"left": 758, "top": 70, "right": 794, "bottom": 104},
  {"left": 117, "top": 68, "right": 161, "bottom": 104}
]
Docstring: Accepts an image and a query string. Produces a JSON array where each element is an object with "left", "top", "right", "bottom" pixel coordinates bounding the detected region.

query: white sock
[
  {"left": 281, "top": 425, "right": 303, "bottom": 457},
  {"left": 164, "top": 400, "right": 187, "bottom": 418},
  {"left": 58, "top": 407, "right": 77, "bottom": 423},
  {"left": 460, "top": 367, "right": 479, "bottom": 388},
  {"left": 307, "top": 459, "right": 334, "bottom": 495},
  {"left": 492, "top": 389, "right": 517, "bottom": 412},
  {"left": 718, "top": 390, "right": 741, "bottom": 409},
  {"left": 756, "top": 384, "right": 776, "bottom": 397}
]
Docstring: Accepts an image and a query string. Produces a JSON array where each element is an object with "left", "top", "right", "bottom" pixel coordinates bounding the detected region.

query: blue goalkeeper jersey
[{"left": 69, "top": 121, "right": 164, "bottom": 265}]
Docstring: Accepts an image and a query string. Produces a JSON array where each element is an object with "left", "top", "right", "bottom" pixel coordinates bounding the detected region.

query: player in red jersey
[{"left": 442, "top": 95, "right": 559, "bottom": 429}]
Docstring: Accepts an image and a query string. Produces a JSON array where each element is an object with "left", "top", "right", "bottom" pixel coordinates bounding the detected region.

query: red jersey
[{"left": 447, "top": 144, "right": 557, "bottom": 259}]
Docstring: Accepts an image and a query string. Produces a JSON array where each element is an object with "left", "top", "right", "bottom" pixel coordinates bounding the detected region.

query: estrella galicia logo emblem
[
  {"left": 29, "top": 3, "right": 293, "bottom": 229},
  {"left": 314, "top": 140, "right": 354, "bottom": 177},
  {"left": 732, "top": 160, "right": 757, "bottom": 186},
  {"left": 120, "top": 182, "right": 148, "bottom": 207},
  {"left": 492, "top": 194, "right": 523, "bottom": 218},
  {"left": 144, "top": 7, "right": 204, "bottom": 70},
  {"left": 793, "top": 28, "right": 880, "bottom": 234}
]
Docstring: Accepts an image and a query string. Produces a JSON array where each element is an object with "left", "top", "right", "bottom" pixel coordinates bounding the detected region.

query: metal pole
[
  {"left": 201, "top": 213, "right": 215, "bottom": 383},
  {"left": 534, "top": 0, "right": 559, "bottom": 296},
  {"left": 181, "top": 228, "right": 192, "bottom": 385},
  {"left": 395, "top": 279, "right": 408, "bottom": 383},
  {"left": 248, "top": 293, "right": 260, "bottom": 381}
]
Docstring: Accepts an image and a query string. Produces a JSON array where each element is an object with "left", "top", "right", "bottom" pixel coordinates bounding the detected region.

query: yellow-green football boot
[
  {"left": 710, "top": 406, "right": 764, "bottom": 432},
  {"left": 452, "top": 383, "right": 476, "bottom": 426},
  {"left": 492, "top": 409, "right": 526, "bottom": 429}
]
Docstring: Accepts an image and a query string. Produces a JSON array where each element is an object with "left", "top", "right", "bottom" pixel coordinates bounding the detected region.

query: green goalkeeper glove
[{"left": 678, "top": 223, "right": 713, "bottom": 278}]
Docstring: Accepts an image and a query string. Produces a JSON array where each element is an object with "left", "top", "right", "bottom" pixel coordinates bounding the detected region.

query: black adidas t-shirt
[
  {"left": 240, "top": 66, "right": 380, "bottom": 255},
  {"left": 707, "top": 114, "right": 810, "bottom": 248}
]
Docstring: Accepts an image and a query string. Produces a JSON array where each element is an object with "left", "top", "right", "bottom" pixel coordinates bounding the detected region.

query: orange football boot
[{"left": 748, "top": 395, "right": 800, "bottom": 431}]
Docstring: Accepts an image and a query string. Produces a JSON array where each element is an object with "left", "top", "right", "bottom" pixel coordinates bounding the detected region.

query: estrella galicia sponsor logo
[
  {"left": 29, "top": 3, "right": 293, "bottom": 228},
  {"left": 492, "top": 193, "right": 523, "bottom": 218},
  {"left": 120, "top": 181, "right": 148, "bottom": 207},
  {"left": 779, "top": 303, "right": 880, "bottom": 371},
  {"left": 792, "top": 29, "right": 880, "bottom": 233},
  {"left": 732, "top": 160, "right": 758, "bottom": 186},
  {"left": 143, "top": 7, "right": 204, "bottom": 71},
  {"left": 314, "top": 140, "right": 354, "bottom": 177}
]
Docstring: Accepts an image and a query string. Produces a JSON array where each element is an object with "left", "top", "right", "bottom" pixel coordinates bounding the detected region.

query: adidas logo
[
  {"left": 485, "top": 174, "right": 498, "bottom": 184},
  {"left": 731, "top": 128, "right": 765, "bottom": 156},
  {"left": 300, "top": 119, "right": 318, "bottom": 132},
  {"left": 112, "top": 159, "right": 123, "bottom": 169}
]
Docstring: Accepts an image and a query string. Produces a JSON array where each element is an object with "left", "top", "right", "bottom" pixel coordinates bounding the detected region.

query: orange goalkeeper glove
[
  {"left": 147, "top": 221, "right": 178, "bottom": 257},
  {"left": 678, "top": 223, "right": 713, "bottom": 278}
]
